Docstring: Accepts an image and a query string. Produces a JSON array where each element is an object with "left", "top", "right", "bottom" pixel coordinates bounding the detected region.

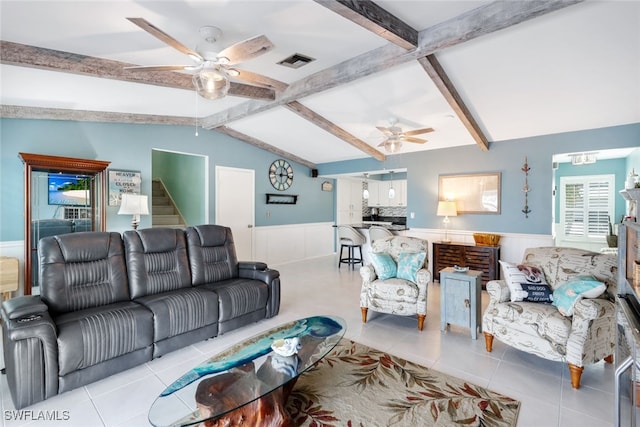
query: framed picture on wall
[
  {"left": 439, "top": 172, "right": 501, "bottom": 214},
  {"left": 108, "top": 169, "right": 141, "bottom": 206}
]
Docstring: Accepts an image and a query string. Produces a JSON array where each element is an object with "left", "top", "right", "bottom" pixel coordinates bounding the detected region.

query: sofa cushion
[
  {"left": 40, "top": 232, "right": 130, "bottom": 314},
  {"left": 186, "top": 225, "right": 238, "bottom": 285},
  {"left": 514, "top": 283, "right": 554, "bottom": 303},
  {"left": 552, "top": 276, "right": 606, "bottom": 316},
  {"left": 134, "top": 287, "right": 219, "bottom": 342},
  {"left": 366, "top": 278, "right": 419, "bottom": 303},
  {"left": 499, "top": 261, "right": 548, "bottom": 302},
  {"left": 55, "top": 302, "right": 153, "bottom": 376},
  {"left": 397, "top": 252, "right": 426, "bottom": 282},
  {"left": 202, "top": 278, "right": 268, "bottom": 323},
  {"left": 487, "top": 300, "right": 572, "bottom": 347},
  {"left": 370, "top": 253, "right": 397, "bottom": 280},
  {"left": 124, "top": 229, "right": 192, "bottom": 299}
]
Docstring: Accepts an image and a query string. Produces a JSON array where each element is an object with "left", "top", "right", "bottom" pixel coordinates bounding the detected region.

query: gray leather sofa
[{"left": 1, "top": 225, "right": 280, "bottom": 409}]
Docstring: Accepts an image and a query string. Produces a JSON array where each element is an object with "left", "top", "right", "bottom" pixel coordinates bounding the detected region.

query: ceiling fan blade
[
  {"left": 376, "top": 126, "right": 392, "bottom": 135},
  {"left": 217, "top": 35, "right": 274, "bottom": 65},
  {"left": 404, "top": 127, "right": 434, "bottom": 136},
  {"left": 125, "top": 65, "right": 193, "bottom": 72},
  {"left": 404, "top": 136, "right": 427, "bottom": 144},
  {"left": 127, "top": 18, "right": 203, "bottom": 61},
  {"left": 231, "top": 68, "right": 288, "bottom": 92}
]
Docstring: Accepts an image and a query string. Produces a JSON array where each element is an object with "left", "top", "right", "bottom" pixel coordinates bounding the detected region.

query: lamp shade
[
  {"left": 437, "top": 201, "right": 457, "bottom": 217},
  {"left": 118, "top": 193, "right": 149, "bottom": 215},
  {"left": 192, "top": 68, "right": 230, "bottom": 100}
]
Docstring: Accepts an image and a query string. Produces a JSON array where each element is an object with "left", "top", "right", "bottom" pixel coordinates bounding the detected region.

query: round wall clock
[{"left": 269, "top": 159, "right": 294, "bottom": 191}]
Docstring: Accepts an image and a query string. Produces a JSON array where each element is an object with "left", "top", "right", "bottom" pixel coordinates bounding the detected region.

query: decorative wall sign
[
  {"left": 321, "top": 181, "right": 334, "bottom": 192},
  {"left": 439, "top": 173, "right": 501, "bottom": 214},
  {"left": 108, "top": 169, "right": 141, "bottom": 206}
]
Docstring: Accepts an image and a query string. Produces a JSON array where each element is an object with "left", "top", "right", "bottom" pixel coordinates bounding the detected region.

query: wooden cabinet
[
  {"left": 432, "top": 242, "right": 500, "bottom": 287},
  {"left": 336, "top": 179, "right": 363, "bottom": 224},
  {"left": 440, "top": 268, "right": 482, "bottom": 339},
  {"left": 367, "top": 180, "right": 381, "bottom": 207}
]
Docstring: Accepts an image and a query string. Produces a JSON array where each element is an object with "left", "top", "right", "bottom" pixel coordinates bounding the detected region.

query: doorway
[
  {"left": 215, "top": 166, "right": 255, "bottom": 261},
  {"left": 151, "top": 149, "right": 207, "bottom": 227}
]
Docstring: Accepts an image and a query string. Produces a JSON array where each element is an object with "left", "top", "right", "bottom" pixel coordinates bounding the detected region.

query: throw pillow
[
  {"left": 397, "top": 252, "right": 427, "bottom": 282},
  {"left": 370, "top": 253, "right": 397, "bottom": 280},
  {"left": 552, "top": 275, "right": 606, "bottom": 316},
  {"left": 511, "top": 283, "right": 554, "bottom": 303},
  {"left": 499, "top": 261, "right": 548, "bottom": 302}
]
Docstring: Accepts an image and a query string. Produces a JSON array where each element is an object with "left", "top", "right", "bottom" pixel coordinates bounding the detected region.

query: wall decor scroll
[{"left": 522, "top": 158, "right": 531, "bottom": 218}]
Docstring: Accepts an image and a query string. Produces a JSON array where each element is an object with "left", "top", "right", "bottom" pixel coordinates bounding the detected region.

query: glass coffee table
[{"left": 148, "top": 315, "right": 346, "bottom": 427}]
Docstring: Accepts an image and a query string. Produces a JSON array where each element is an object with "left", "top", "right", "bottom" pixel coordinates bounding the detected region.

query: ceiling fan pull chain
[{"left": 195, "top": 90, "right": 199, "bottom": 137}]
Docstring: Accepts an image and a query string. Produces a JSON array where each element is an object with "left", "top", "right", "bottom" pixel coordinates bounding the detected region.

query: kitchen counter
[{"left": 350, "top": 223, "right": 408, "bottom": 231}]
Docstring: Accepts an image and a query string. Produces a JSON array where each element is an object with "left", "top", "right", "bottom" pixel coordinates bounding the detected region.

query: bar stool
[
  {"left": 337, "top": 226, "right": 366, "bottom": 269},
  {"left": 368, "top": 226, "right": 393, "bottom": 245}
]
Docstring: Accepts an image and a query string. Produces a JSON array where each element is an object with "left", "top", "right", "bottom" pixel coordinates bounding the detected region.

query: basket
[{"left": 473, "top": 233, "right": 501, "bottom": 247}]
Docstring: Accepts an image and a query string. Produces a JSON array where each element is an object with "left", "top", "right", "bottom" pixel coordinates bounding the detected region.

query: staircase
[{"left": 152, "top": 179, "right": 186, "bottom": 228}]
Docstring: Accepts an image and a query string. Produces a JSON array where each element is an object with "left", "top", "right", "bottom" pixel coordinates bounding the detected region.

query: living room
[{"left": 1, "top": 1, "right": 639, "bottom": 426}]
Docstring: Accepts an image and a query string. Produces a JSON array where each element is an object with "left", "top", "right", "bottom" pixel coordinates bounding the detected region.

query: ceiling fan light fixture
[
  {"left": 384, "top": 139, "right": 402, "bottom": 153},
  {"left": 193, "top": 68, "right": 230, "bottom": 100}
]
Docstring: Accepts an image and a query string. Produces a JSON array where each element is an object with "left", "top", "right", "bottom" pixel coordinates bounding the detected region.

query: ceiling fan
[
  {"left": 125, "top": 18, "right": 287, "bottom": 100},
  {"left": 376, "top": 118, "right": 434, "bottom": 153}
]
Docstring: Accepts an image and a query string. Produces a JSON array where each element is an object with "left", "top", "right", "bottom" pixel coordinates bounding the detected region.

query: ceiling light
[
  {"left": 192, "top": 68, "right": 230, "bottom": 100},
  {"left": 362, "top": 173, "right": 369, "bottom": 200},
  {"left": 384, "top": 137, "right": 402, "bottom": 153}
]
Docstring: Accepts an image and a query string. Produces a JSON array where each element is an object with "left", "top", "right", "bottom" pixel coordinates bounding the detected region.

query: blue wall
[
  {"left": 319, "top": 123, "right": 640, "bottom": 234},
  {"left": 0, "top": 119, "right": 335, "bottom": 241},
  {"left": 1, "top": 118, "right": 638, "bottom": 242}
]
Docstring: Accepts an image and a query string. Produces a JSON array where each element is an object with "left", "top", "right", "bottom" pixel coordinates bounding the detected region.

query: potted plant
[{"left": 607, "top": 216, "right": 618, "bottom": 248}]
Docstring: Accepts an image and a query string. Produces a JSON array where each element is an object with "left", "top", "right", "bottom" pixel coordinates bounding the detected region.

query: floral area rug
[{"left": 286, "top": 339, "right": 520, "bottom": 427}]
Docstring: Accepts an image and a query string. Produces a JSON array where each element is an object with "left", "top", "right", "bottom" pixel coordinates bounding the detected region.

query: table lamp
[
  {"left": 118, "top": 193, "right": 149, "bottom": 230},
  {"left": 437, "top": 200, "right": 457, "bottom": 243}
]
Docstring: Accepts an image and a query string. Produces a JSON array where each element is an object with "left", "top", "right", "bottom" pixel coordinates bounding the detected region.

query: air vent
[{"left": 277, "top": 53, "right": 315, "bottom": 69}]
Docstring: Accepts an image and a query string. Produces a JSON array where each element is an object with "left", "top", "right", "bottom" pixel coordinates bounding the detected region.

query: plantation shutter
[{"left": 560, "top": 175, "right": 614, "bottom": 241}]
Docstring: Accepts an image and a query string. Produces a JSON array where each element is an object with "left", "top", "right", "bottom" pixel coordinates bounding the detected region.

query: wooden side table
[
  {"left": 0, "top": 257, "right": 19, "bottom": 301},
  {"left": 439, "top": 267, "right": 482, "bottom": 339}
]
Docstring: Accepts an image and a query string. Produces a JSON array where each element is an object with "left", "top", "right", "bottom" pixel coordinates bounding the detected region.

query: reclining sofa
[{"left": 1, "top": 225, "right": 281, "bottom": 409}]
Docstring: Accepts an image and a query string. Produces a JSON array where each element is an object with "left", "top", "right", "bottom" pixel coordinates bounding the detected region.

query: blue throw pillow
[
  {"left": 370, "top": 253, "right": 397, "bottom": 280},
  {"left": 552, "top": 275, "right": 606, "bottom": 316},
  {"left": 397, "top": 252, "right": 426, "bottom": 282}
]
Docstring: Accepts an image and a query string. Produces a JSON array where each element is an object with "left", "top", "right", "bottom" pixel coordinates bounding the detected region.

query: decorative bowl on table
[
  {"left": 270, "top": 337, "right": 301, "bottom": 357},
  {"left": 473, "top": 233, "right": 501, "bottom": 247}
]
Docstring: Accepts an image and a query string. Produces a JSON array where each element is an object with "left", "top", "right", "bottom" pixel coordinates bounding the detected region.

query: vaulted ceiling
[{"left": 1, "top": 1, "right": 638, "bottom": 168}]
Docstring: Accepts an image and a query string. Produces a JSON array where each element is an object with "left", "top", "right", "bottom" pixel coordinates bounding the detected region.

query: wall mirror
[
  {"left": 19, "top": 153, "right": 110, "bottom": 295},
  {"left": 439, "top": 172, "right": 501, "bottom": 214}
]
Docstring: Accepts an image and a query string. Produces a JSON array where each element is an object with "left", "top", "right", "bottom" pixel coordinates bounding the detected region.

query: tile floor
[{"left": 0, "top": 255, "right": 616, "bottom": 426}]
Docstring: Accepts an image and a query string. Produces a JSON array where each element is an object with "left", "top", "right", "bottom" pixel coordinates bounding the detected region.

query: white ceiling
[{"left": 1, "top": 1, "right": 638, "bottom": 166}]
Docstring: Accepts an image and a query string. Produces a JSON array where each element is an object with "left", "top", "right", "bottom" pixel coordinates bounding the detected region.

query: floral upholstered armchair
[
  {"left": 360, "top": 236, "right": 430, "bottom": 330},
  {"left": 482, "top": 247, "right": 617, "bottom": 388}
]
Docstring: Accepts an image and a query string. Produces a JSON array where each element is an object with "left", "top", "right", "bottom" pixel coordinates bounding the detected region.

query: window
[{"left": 560, "top": 175, "right": 614, "bottom": 241}]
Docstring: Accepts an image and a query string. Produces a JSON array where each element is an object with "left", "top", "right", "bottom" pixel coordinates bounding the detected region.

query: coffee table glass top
[{"left": 148, "top": 315, "right": 346, "bottom": 427}]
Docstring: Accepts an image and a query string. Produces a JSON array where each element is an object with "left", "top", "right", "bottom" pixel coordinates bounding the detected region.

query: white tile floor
[{"left": 0, "top": 255, "right": 615, "bottom": 426}]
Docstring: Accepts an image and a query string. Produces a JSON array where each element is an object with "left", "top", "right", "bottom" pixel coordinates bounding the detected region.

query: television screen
[{"left": 48, "top": 174, "right": 91, "bottom": 206}]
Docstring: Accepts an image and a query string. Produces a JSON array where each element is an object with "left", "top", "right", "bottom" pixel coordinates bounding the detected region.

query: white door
[{"left": 215, "top": 166, "right": 255, "bottom": 261}]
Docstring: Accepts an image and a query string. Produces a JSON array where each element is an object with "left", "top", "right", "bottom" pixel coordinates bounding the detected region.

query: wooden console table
[{"left": 432, "top": 242, "right": 500, "bottom": 287}]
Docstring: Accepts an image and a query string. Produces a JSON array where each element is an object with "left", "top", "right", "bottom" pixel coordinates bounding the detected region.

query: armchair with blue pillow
[
  {"left": 482, "top": 246, "right": 617, "bottom": 389},
  {"left": 360, "top": 236, "right": 430, "bottom": 330}
]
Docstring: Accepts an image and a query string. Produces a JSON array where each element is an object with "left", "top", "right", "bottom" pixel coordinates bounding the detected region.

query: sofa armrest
[
  {"left": 416, "top": 268, "right": 431, "bottom": 286},
  {"left": 573, "top": 298, "right": 615, "bottom": 321},
  {"left": 486, "top": 280, "right": 511, "bottom": 303},
  {"left": 567, "top": 298, "right": 616, "bottom": 366},
  {"left": 238, "top": 261, "right": 268, "bottom": 271},
  {"left": 238, "top": 263, "right": 280, "bottom": 318},
  {"left": 360, "top": 265, "right": 376, "bottom": 283},
  {"left": 1, "top": 296, "right": 59, "bottom": 409}
]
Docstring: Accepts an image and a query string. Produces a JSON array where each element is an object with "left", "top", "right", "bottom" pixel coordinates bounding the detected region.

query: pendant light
[{"left": 388, "top": 171, "right": 395, "bottom": 199}]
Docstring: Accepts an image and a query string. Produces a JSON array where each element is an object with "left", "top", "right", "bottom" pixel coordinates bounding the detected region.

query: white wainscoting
[
  {"left": 254, "top": 222, "right": 335, "bottom": 266},
  {"left": 0, "top": 240, "right": 25, "bottom": 296},
  {"left": 403, "top": 228, "right": 554, "bottom": 279}
]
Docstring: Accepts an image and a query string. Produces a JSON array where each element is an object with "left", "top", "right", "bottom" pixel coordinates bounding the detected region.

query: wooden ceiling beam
[
  {"left": 284, "top": 101, "right": 386, "bottom": 161},
  {"left": 214, "top": 126, "right": 317, "bottom": 169},
  {"left": 0, "top": 41, "right": 276, "bottom": 100},
  {"left": 417, "top": 55, "right": 489, "bottom": 151},
  {"left": 313, "top": 0, "right": 418, "bottom": 49},
  {"left": 201, "top": 0, "right": 582, "bottom": 130}
]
